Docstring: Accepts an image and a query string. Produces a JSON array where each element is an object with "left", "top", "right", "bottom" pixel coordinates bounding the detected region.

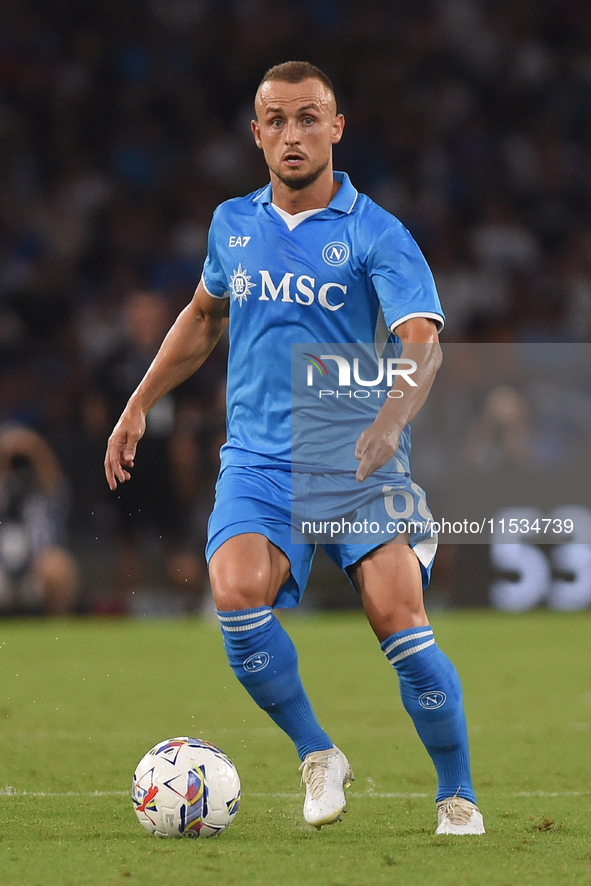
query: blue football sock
[
  {"left": 217, "top": 606, "right": 333, "bottom": 760},
  {"left": 381, "top": 626, "right": 476, "bottom": 804}
]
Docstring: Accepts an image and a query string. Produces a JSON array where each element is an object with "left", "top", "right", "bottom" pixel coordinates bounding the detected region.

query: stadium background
[{"left": 1, "top": 0, "right": 590, "bottom": 616}]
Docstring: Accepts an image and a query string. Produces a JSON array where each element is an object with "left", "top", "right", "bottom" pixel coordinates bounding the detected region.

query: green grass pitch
[{"left": 1, "top": 610, "right": 590, "bottom": 886}]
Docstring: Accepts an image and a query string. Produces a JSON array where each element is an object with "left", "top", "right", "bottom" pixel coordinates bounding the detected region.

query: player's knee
[
  {"left": 393, "top": 599, "right": 429, "bottom": 631},
  {"left": 209, "top": 557, "right": 272, "bottom": 611}
]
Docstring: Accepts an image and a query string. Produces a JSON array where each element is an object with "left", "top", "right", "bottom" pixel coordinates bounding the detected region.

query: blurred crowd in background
[{"left": 1, "top": 0, "right": 591, "bottom": 615}]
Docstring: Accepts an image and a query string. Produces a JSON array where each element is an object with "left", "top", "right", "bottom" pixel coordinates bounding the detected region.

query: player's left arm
[{"left": 354, "top": 317, "right": 442, "bottom": 482}]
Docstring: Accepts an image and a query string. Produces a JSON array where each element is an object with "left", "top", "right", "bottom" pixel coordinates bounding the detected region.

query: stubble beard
[{"left": 271, "top": 157, "right": 329, "bottom": 192}]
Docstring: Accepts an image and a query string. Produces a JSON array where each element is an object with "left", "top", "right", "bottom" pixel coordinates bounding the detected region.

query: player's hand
[
  {"left": 354, "top": 420, "right": 401, "bottom": 483},
  {"left": 104, "top": 406, "right": 147, "bottom": 491}
]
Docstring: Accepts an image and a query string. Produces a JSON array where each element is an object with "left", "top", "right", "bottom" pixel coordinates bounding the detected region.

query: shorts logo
[
  {"left": 243, "top": 652, "right": 270, "bottom": 672},
  {"left": 418, "top": 691, "right": 447, "bottom": 709},
  {"left": 322, "top": 241, "right": 350, "bottom": 266}
]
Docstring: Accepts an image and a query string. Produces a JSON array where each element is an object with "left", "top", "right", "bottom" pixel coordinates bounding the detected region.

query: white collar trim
[{"left": 271, "top": 203, "right": 324, "bottom": 231}]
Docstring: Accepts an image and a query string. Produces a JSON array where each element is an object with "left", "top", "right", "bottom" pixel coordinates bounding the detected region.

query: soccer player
[{"left": 105, "top": 61, "right": 484, "bottom": 836}]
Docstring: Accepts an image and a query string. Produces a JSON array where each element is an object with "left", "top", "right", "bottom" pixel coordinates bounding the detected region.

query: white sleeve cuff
[
  {"left": 201, "top": 275, "right": 229, "bottom": 299},
  {"left": 390, "top": 312, "right": 444, "bottom": 333}
]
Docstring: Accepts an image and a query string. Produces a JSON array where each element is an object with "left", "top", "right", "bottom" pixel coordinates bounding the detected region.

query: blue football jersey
[{"left": 201, "top": 172, "right": 444, "bottom": 471}]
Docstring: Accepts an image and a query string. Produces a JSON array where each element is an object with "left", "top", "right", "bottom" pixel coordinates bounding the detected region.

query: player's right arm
[{"left": 104, "top": 281, "right": 229, "bottom": 490}]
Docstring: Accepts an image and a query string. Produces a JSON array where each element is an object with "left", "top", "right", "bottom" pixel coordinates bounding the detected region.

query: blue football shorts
[{"left": 206, "top": 464, "right": 437, "bottom": 609}]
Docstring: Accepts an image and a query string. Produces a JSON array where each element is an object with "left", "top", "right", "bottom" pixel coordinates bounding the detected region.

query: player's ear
[
  {"left": 251, "top": 118, "right": 263, "bottom": 149},
  {"left": 331, "top": 114, "right": 345, "bottom": 145}
]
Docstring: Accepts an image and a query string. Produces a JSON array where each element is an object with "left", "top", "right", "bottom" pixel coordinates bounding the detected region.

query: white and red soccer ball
[{"left": 132, "top": 737, "right": 241, "bottom": 838}]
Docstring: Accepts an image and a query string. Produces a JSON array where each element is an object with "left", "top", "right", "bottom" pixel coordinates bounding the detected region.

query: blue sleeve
[
  {"left": 369, "top": 219, "right": 445, "bottom": 331},
  {"left": 202, "top": 209, "right": 230, "bottom": 298}
]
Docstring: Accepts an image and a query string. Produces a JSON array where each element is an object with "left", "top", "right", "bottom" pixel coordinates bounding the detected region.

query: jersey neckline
[
  {"left": 253, "top": 171, "right": 359, "bottom": 215},
  {"left": 270, "top": 204, "right": 324, "bottom": 231}
]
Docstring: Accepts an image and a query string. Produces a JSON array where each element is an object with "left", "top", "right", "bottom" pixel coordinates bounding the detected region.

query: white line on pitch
[
  {"left": 0, "top": 789, "right": 587, "bottom": 799},
  {"left": 252, "top": 791, "right": 588, "bottom": 799},
  {"left": 510, "top": 791, "right": 586, "bottom": 797},
  {"left": 251, "top": 792, "right": 429, "bottom": 799}
]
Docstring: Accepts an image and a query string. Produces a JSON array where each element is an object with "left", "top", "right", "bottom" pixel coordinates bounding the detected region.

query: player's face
[{"left": 252, "top": 78, "right": 344, "bottom": 191}]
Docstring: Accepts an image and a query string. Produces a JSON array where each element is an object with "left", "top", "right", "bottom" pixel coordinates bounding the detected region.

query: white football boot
[
  {"left": 299, "top": 745, "right": 354, "bottom": 829},
  {"left": 436, "top": 796, "right": 485, "bottom": 835}
]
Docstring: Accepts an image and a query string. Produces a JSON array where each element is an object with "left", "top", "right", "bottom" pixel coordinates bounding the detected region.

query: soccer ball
[{"left": 131, "top": 737, "right": 241, "bottom": 838}]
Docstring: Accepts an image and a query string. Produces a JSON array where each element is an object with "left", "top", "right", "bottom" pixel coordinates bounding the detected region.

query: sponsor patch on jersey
[{"left": 230, "top": 263, "right": 255, "bottom": 305}]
